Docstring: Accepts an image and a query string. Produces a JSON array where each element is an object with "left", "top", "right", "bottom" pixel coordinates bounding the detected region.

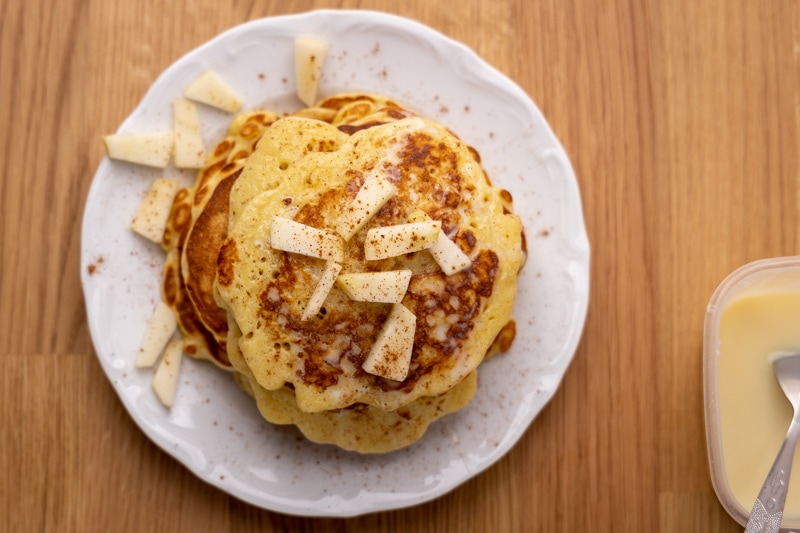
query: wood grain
[{"left": 2, "top": 0, "right": 798, "bottom": 531}]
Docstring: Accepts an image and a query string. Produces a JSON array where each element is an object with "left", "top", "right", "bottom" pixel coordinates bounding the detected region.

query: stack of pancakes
[{"left": 162, "top": 94, "right": 524, "bottom": 453}]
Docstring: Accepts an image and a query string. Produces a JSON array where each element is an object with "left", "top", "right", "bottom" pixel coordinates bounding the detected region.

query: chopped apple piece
[
  {"left": 301, "top": 261, "right": 342, "bottom": 320},
  {"left": 130, "top": 178, "right": 181, "bottom": 243},
  {"left": 429, "top": 230, "right": 472, "bottom": 275},
  {"left": 183, "top": 70, "right": 243, "bottom": 112},
  {"left": 172, "top": 98, "right": 206, "bottom": 168},
  {"left": 336, "top": 270, "right": 412, "bottom": 303},
  {"left": 403, "top": 211, "right": 472, "bottom": 274},
  {"left": 135, "top": 300, "right": 178, "bottom": 367},
  {"left": 362, "top": 303, "right": 416, "bottom": 381},
  {"left": 364, "top": 221, "right": 441, "bottom": 260},
  {"left": 295, "top": 36, "right": 328, "bottom": 107},
  {"left": 103, "top": 131, "right": 174, "bottom": 168},
  {"left": 335, "top": 174, "right": 397, "bottom": 240},
  {"left": 151, "top": 339, "right": 184, "bottom": 407},
  {"left": 270, "top": 216, "right": 344, "bottom": 262}
]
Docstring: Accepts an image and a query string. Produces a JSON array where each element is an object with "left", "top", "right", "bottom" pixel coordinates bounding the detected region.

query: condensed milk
[{"left": 705, "top": 256, "right": 800, "bottom": 527}]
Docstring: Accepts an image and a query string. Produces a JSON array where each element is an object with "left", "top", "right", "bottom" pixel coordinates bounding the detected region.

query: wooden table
[{"left": 2, "top": 0, "right": 797, "bottom": 531}]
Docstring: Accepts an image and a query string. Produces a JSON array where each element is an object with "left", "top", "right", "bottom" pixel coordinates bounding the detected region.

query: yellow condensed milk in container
[{"left": 704, "top": 256, "right": 800, "bottom": 527}]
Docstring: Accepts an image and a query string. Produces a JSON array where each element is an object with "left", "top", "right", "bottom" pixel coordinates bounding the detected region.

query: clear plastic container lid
[{"left": 704, "top": 256, "right": 800, "bottom": 528}]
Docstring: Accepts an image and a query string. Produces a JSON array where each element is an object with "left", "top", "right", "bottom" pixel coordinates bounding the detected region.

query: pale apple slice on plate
[
  {"left": 294, "top": 36, "right": 328, "bottom": 106},
  {"left": 183, "top": 70, "right": 243, "bottom": 112},
  {"left": 151, "top": 339, "right": 184, "bottom": 407},
  {"left": 103, "top": 131, "right": 174, "bottom": 168},
  {"left": 172, "top": 98, "right": 206, "bottom": 168},
  {"left": 135, "top": 300, "right": 178, "bottom": 368},
  {"left": 130, "top": 177, "right": 181, "bottom": 243}
]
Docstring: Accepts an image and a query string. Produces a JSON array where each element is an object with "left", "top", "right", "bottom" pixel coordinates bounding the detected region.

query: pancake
[
  {"left": 216, "top": 116, "right": 524, "bottom": 414},
  {"left": 161, "top": 93, "right": 523, "bottom": 453}
]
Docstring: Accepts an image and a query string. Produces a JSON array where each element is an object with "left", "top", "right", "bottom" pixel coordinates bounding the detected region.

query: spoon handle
[{"left": 745, "top": 414, "right": 800, "bottom": 533}]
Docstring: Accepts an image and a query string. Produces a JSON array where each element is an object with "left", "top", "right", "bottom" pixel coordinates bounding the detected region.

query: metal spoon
[{"left": 745, "top": 352, "right": 800, "bottom": 533}]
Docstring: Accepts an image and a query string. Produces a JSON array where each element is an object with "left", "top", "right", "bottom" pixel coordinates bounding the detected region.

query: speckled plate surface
[{"left": 81, "top": 10, "right": 590, "bottom": 517}]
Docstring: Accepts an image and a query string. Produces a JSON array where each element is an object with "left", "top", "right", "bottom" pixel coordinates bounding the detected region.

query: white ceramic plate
[{"left": 81, "top": 9, "right": 589, "bottom": 517}]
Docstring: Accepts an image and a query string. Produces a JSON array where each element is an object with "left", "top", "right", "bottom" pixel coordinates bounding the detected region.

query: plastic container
[{"left": 704, "top": 256, "right": 800, "bottom": 527}]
